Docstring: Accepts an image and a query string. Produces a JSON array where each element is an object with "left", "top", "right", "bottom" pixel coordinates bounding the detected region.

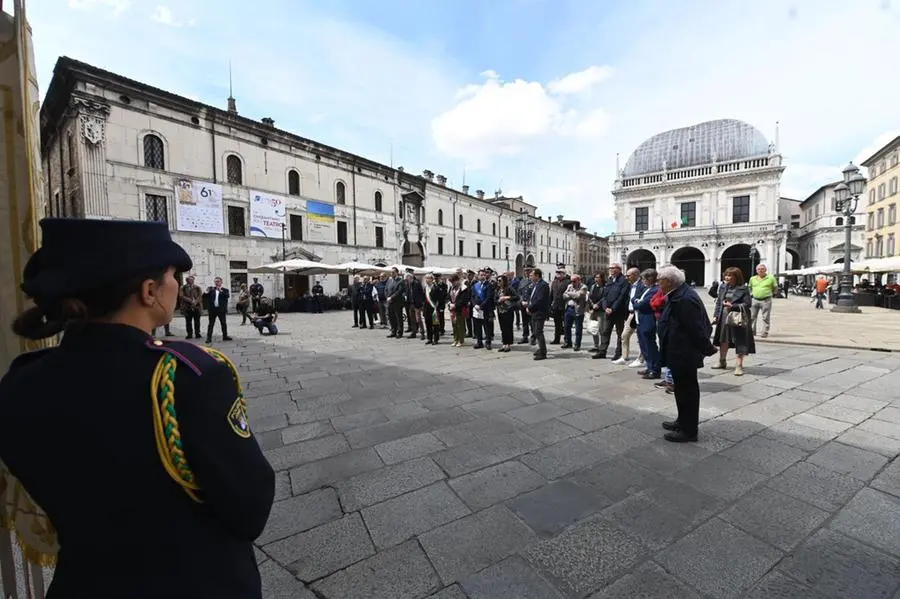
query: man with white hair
[
  {"left": 656, "top": 264, "right": 717, "bottom": 442},
  {"left": 748, "top": 263, "right": 777, "bottom": 337}
]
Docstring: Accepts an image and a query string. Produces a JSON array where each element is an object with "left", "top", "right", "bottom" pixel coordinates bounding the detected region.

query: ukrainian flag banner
[{"left": 307, "top": 200, "right": 335, "bottom": 242}]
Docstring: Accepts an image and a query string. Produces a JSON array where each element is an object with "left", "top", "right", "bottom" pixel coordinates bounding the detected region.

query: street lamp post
[
  {"left": 280, "top": 222, "right": 287, "bottom": 300},
  {"left": 831, "top": 162, "right": 867, "bottom": 313},
  {"left": 515, "top": 209, "right": 534, "bottom": 276}
]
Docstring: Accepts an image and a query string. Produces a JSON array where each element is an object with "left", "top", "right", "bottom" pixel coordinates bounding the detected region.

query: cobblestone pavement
[{"left": 217, "top": 312, "right": 900, "bottom": 597}]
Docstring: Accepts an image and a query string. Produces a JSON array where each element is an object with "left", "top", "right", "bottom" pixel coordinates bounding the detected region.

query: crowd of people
[{"left": 340, "top": 262, "right": 755, "bottom": 442}]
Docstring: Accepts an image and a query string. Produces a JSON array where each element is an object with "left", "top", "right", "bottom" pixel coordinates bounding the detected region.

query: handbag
[
  {"left": 725, "top": 309, "right": 744, "bottom": 327},
  {"left": 587, "top": 318, "right": 601, "bottom": 336}
]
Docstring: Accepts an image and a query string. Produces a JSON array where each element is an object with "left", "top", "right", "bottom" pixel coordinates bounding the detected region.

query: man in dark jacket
[
  {"left": 349, "top": 276, "right": 361, "bottom": 328},
  {"left": 374, "top": 274, "right": 388, "bottom": 328},
  {"left": 471, "top": 269, "right": 495, "bottom": 349},
  {"left": 595, "top": 263, "right": 630, "bottom": 359},
  {"left": 385, "top": 268, "right": 406, "bottom": 338},
  {"left": 549, "top": 267, "right": 570, "bottom": 344},
  {"left": 657, "top": 264, "right": 717, "bottom": 442},
  {"left": 204, "top": 277, "right": 232, "bottom": 343},
  {"left": 311, "top": 280, "right": 325, "bottom": 313},
  {"left": 527, "top": 268, "right": 551, "bottom": 360},
  {"left": 518, "top": 268, "right": 535, "bottom": 344}
]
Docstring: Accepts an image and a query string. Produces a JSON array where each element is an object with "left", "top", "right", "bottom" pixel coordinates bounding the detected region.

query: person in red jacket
[{"left": 649, "top": 286, "right": 674, "bottom": 392}]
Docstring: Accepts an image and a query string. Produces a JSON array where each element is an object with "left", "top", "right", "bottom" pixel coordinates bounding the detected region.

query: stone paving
[{"left": 191, "top": 311, "right": 900, "bottom": 597}]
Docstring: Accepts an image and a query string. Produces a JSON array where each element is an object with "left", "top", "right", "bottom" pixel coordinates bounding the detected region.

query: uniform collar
[{"left": 60, "top": 322, "right": 153, "bottom": 348}]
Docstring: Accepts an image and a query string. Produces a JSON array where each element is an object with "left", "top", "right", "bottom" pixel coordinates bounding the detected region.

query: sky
[{"left": 15, "top": 0, "right": 900, "bottom": 234}]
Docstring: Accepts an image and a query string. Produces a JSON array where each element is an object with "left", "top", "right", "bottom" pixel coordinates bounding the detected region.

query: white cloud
[
  {"left": 547, "top": 66, "right": 613, "bottom": 95},
  {"left": 854, "top": 129, "right": 900, "bottom": 169},
  {"left": 68, "top": 0, "right": 130, "bottom": 14},
  {"left": 430, "top": 68, "right": 611, "bottom": 165},
  {"left": 151, "top": 6, "right": 183, "bottom": 27}
]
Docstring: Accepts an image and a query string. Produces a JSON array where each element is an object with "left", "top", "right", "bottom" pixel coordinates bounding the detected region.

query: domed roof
[{"left": 622, "top": 119, "right": 771, "bottom": 177}]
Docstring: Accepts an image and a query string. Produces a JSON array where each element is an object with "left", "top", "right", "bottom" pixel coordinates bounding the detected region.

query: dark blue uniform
[{"left": 0, "top": 322, "right": 275, "bottom": 598}]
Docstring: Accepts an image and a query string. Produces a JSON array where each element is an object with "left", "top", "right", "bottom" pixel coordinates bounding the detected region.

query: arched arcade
[
  {"left": 670, "top": 246, "right": 706, "bottom": 286},
  {"left": 625, "top": 249, "right": 657, "bottom": 272},
  {"left": 720, "top": 243, "right": 753, "bottom": 282}
]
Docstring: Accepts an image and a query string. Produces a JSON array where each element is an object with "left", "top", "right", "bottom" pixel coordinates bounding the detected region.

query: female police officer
[{"left": 0, "top": 218, "right": 275, "bottom": 598}]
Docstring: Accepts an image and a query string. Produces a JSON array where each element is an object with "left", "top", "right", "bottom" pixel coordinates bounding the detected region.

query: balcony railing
[{"left": 617, "top": 155, "right": 775, "bottom": 190}]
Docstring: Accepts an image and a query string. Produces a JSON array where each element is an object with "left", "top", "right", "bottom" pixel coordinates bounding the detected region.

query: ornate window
[
  {"left": 335, "top": 181, "right": 346, "bottom": 205},
  {"left": 143, "top": 134, "right": 165, "bottom": 170},
  {"left": 288, "top": 170, "right": 300, "bottom": 195},
  {"left": 226, "top": 155, "right": 243, "bottom": 185},
  {"left": 145, "top": 194, "right": 168, "bottom": 223},
  {"left": 374, "top": 191, "right": 383, "bottom": 212}
]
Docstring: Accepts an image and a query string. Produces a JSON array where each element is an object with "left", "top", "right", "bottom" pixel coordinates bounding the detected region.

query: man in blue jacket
[{"left": 526, "top": 268, "right": 551, "bottom": 360}]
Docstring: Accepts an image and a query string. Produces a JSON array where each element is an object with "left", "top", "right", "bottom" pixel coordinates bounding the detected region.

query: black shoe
[
  {"left": 665, "top": 387, "right": 675, "bottom": 394},
  {"left": 589, "top": 347, "right": 600, "bottom": 353},
  {"left": 222, "top": 336, "right": 233, "bottom": 341},
  {"left": 561, "top": 343, "right": 572, "bottom": 349},
  {"left": 473, "top": 343, "right": 484, "bottom": 350},
  {"left": 205, "top": 338, "right": 212, "bottom": 344},
  {"left": 407, "top": 333, "right": 417, "bottom": 339},
  {"left": 592, "top": 353, "right": 607, "bottom": 360},
  {"left": 386, "top": 333, "right": 396, "bottom": 338},
  {"left": 662, "top": 420, "right": 681, "bottom": 431},
  {"left": 533, "top": 353, "right": 547, "bottom": 361},
  {"left": 664, "top": 431, "right": 698, "bottom": 443},
  {"left": 185, "top": 335, "right": 193, "bottom": 340},
  {"left": 573, "top": 345, "right": 581, "bottom": 351},
  {"left": 518, "top": 339, "right": 529, "bottom": 344},
  {"left": 425, "top": 340, "right": 433, "bottom": 345},
  {"left": 485, "top": 344, "right": 492, "bottom": 351},
  {"left": 642, "top": 372, "right": 661, "bottom": 380},
  {"left": 352, "top": 325, "right": 359, "bottom": 328},
  {"left": 637, "top": 369, "right": 648, "bottom": 375},
  {"left": 550, "top": 340, "right": 560, "bottom": 345},
  {"left": 654, "top": 380, "right": 670, "bottom": 389}
]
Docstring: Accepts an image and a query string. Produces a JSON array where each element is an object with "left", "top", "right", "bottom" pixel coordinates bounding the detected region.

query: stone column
[{"left": 71, "top": 96, "right": 110, "bottom": 218}]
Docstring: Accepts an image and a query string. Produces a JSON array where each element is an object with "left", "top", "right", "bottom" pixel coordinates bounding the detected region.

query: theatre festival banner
[
  {"left": 249, "top": 189, "right": 287, "bottom": 238},
  {"left": 175, "top": 179, "right": 224, "bottom": 234},
  {"left": 306, "top": 200, "right": 335, "bottom": 243}
]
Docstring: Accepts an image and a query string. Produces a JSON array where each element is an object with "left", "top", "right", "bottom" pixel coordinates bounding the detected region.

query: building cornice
[
  {"left": 861, "top": 136, "right": 900, "bottom": 167},
  {"left": 612, "top": 167, "right": 784, "bottom": 200}
]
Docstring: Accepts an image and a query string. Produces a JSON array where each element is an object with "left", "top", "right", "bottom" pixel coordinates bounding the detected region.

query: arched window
[
  {"left": 143, "top": 134, "right": 165, "bottom": 170},
  {"left": 505, "top": 226, "right": 509, "bottom": 238},
  {"left": 836, "top": 217, "right": 844, "bottom": 226},
  {"left": 335, "top": 181, "right": 346, "bottom": 205},
  {"left": 438, "top": 209, "right": 443, "bottom": 225},
  {"left": 399, "top": 201, "right": 404, "bottom": 217},
  {"left": 288, "top": 170, "right": 300, "bottom": 195},
  {"left": 492, "top": 223, "right": 496, "bottom": 236},
  {"left": 459, "top": 214, "right": 464, "bottom": 229},
  {"left": 477, "top": 219, "right": 482, "bottom": 233},
  {"left": 226, "top": 154, "right": 243, "bottom": 185},
  {"left": 374, "top": 191, "right": 383, "bottom": 212}
]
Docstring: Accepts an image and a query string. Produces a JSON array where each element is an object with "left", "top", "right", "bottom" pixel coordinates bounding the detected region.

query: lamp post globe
[{"left": 831, "top": 165, "right": 865, "bottom": 313}]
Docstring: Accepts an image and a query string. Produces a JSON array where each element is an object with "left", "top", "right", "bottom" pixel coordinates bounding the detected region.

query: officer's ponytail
[{"left": 12, "top": 269, "right": 169, "bottom": 340}]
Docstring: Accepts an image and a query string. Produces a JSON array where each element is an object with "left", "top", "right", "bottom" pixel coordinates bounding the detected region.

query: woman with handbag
[
  {"left": 494, "top": 275, "right": 520, "bottom": 353},
  {"left": 712, "top": 266, "right": 756, "bottom": 376},
  {"left": 587, "top": 272, "right": 607, "bottom": 352},
  {"left": 236, "top": 283, "right": 251, "bottom": 325}
]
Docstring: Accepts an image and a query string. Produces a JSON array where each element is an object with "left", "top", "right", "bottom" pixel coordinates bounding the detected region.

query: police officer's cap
[{"left": 21, "top": 218, "right": 192, "bottom": 302}]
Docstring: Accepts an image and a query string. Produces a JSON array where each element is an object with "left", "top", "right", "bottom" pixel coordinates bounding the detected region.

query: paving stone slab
[
  {"left": 588, "top": 561, "right": 701, "bottom": 599},
  {"left": 420, "top": 505, "right": 538, "bottom": 585},
  {"left": 828, "top": 394, "right": 890, "bottom": 413},
  {"left": 837, "top": 428, "right": 900, "bottom": 458},
  {"left": 831, "top": 488, "right": 900, "bottom": 558},
  {"left": 362, "top": 482, "right": 471, "bottom": 549},
  {"left": 281, "top": 421, "right": 334, "bottom": 445},
  {"left": 674, "top": 454, "right": 769, "bottom": 501},
  {"left": 257, "top": 488, "right": 343, "bottom": 545},
  {"left": 806, "top": 403, "right": 873, "bottom": 425},
  {"left": 557, "top": 404, "right": 633, "bottom": 433},
  {"left": 434, "top": 431, "right": 542, "bottom": 477},
  {"left": 742, "top": 571, "right": 825, "bottom": 599},
  {"left": 523, "top": 516, "right": 648, "bottom": 597},
  {"left": 765, "top": 461, "right": 866, "bottom": 512},
  {"left": 311, "top": 540, "right": 441, "bottom": 599},
  {"left": 507, "top": 480, "right": 610, "bottom": 538},
  {"left": 858, "top": 417, "right": 900, "bottom": 441},
  {"left": 258, "top": 560, "right": 316, "bottom": 599},
  {"left": 873, "top": 459, "right": 900, "bottom": 498},
  {"left": 520, "top": 437, "right": 609, "bottom": 480},
  {"left": 521, "top": 418, "right": 582, "bottom": 445},
  {"left": 424, "top": 585, "right": 467, "bottom": 599},
  {"left": 288, "top": 448, "right": 384, "bottom": 496},
  {"left": 506, "top": 402, "right": 571, "bottom": 425},
  {"left": 433, "top": 416, "right": 520, "bottom": 447},
  {"left": 720, "top": 486, "right": 829, "bottom": 551},
  {"left": 338, "top": 456, "right": 446, "bottom": 512},
  {"left": 288, "top": 404, "right": 343, "bottom": 425},
  {"left": 778, "top": 528, "right": 900, "bottom": 599},
  {"left": 381, "top": 401, "right": 430, "bottom": 420},
  {"left": 579, "top": 424, "right": 656, "bottom": 456},
  {"left": 264, "top": 434, "right": 350, "bottom": 471},
  {"left": 599, "top": 480, "right": 723, "bottom": 551},
  {"left": 374, "top": 432, "right": 446, "bottom": 465},
  {"left": 807, "top": 441, "right": 889, "bottom": 481},
  {"left": 461, "top": 395, "right": 527, "bottom": 416},
  {"left": 788, "top": 412, "right": 854, "bottom": 434},
  {"left": 759, "top": 419, "right": 838, "bottom": 451},
  {"left": 621, "top": 439, "right": 711, "bottom": 474},
  {"left": 345, "top": 408, "right": 475, "bottom": 449},
  {"left": 566, "top": 456, "right": 661, "bottom": 504},
  {"left": 263, "top": 513, "right": 375, "bottom": 582},
  {"left": 331, "top": 409, "right": 389, "bottom": 432},
  {"left": 251, "top": 412, "right": 289, "bottom": 434},
  {"left": 449, "top": 460, "right": 546, "bottom": 510},
  {"left": 656, "top": 518, "right": 782, "bottom": 599},
  {"left": 720, "top": 434, "right": 807, "bottom": 476},
  {"left": 460, "top": 556, "right": 564, "bottom": 599}
]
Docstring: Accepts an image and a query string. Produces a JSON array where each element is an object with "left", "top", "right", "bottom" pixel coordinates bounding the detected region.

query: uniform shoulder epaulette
[
  {"left": 144, "top": 338, "right": 221, "bottom": 377},
  {"left": 7, "top": 347, "right": 55, "bottom": 373}
]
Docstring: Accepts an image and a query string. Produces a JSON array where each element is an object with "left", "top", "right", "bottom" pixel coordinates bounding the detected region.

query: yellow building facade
[{"left": 862, "top": 135, "right": 900, "bottom": 261}]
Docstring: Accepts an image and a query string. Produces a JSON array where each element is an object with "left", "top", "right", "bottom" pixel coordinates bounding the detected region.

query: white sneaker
[
  {"left": 611, "top": 357, "right": 627, "bottom": 365},
  {"left": 628, "top": 359, "right": 643, "bottom": 368}
]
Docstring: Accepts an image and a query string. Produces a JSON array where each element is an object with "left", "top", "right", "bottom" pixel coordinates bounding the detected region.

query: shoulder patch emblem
[{"left": 228, "top": 397, "right": 252, "bottom": 438}]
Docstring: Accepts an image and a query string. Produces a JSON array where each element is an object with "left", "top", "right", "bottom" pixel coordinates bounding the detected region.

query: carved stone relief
[{"left": 71, "top": 96, "right": 110, "bottom": 146}]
